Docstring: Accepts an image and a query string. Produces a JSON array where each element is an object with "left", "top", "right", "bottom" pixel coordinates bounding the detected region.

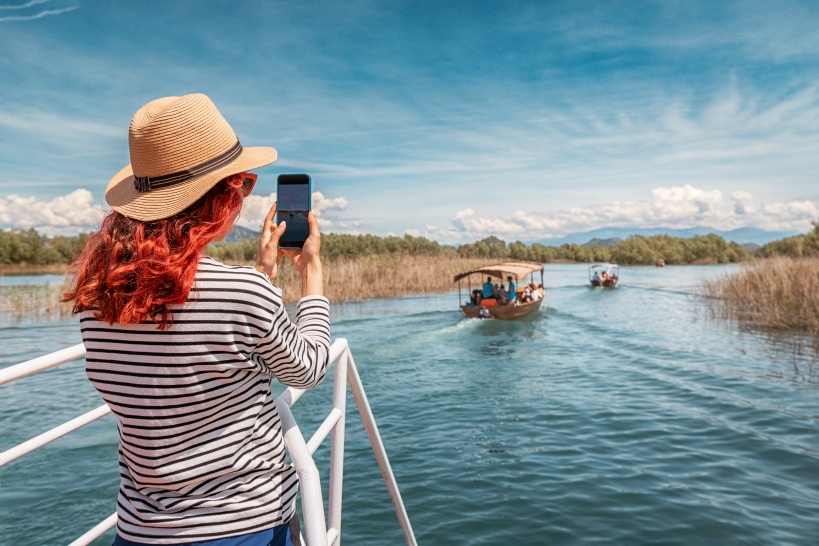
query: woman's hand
[
  {"left": 281, "top": 211, "right": 323, "bottom": 297},
  {"left": 256, "top": 202, "right": 287, "bottom": 279},
  {"left": 280, "top": 211, "right": 321, "bottom": 272}
]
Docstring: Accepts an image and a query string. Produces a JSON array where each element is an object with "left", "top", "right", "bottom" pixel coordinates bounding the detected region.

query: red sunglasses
[{"left": 228, "top": 172, "right": 257, "bottom": 197}]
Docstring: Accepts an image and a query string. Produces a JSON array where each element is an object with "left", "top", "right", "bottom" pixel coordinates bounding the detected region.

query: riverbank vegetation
[
  {"left": 0, "top": 255, "right": 488, "bottom": 316},
  {"left": 704, "top": 257, "right": 819, "bottom": 337},
  {"left": 703, "top": 222, "right": 819, "bottom": 338},
  {"left": 0, "top": 283, "right": 73, "bottom": 321},
  {"left": 145, "top": 231, "right": 753, "bottom": 267},
  {"left": 0, "top": 228, "right": 90, "bottom": 267},
  {"left": 2, "top": 222, "right": 818, "bottom": 321},
  {"left": 0, "top": 228, "right": 757, "bottom": 271},
  {"left": 274, "top": 254, "right": 486, "bottom": 304}
]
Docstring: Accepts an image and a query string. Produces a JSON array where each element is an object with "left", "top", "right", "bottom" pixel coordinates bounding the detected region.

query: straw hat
[{"left": 105, "top": 93, "right": 277, "bottom": 221}]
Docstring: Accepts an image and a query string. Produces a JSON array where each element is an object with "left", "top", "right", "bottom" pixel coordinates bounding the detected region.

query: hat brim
[{"left": 106, "top": 146, "right": 277, "bottom": 221}]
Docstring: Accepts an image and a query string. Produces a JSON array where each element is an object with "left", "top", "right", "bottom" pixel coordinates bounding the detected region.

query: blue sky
[{"left": 1, "top": 0, "right": 818, "bottom": 242}]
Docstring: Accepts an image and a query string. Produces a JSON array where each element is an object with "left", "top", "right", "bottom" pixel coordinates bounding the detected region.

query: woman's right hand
[{"left": 256, "top": 202, "right": 287, "bottom": 280}]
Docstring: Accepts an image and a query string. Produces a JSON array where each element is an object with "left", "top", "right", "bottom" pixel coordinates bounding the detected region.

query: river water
[{"left": 1, "top": 264, "right": 818, "bottom": 545}]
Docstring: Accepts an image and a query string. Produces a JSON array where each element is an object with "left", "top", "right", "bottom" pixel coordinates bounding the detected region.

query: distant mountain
[
  {"left": 223, "top": 225, "right": 261, "bottom": 243},
  {"left": 535, "top": 226, "right": 798, "bottom": 247},
  {"left": 222, "top": 224, "right": 796, "bottom": 248},
  {"left": 582, "top": 237, "right": 622, "bottom": 248}
]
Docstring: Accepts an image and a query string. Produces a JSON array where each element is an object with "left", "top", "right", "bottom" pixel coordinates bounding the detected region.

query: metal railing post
[
  {"left": 274, "top": 399, "right": 328, "bottom": 546},
  {"left": 346, "top": 354, "right": 418, "bottom": 546},
  {"left": 327, "top": 341, "right": 349, "bottom": 545},
  {"left": 0, "top": 342, "right": 86, "bottom": 386},
  {"left": 68, "top": 513, "right": 118, "bottom": 546},
  {"left": 0, "top": 404, "right": 111, "bottom": 469}
]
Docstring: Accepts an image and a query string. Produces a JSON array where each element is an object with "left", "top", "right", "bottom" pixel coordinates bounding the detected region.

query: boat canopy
[{"left": 454, "top": 260, "right": 544, "bottom": 283}]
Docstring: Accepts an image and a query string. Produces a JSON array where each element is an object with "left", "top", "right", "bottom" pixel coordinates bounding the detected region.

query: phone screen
[{"left": 276, "top": 174, "right": 312, "bottom": 248}]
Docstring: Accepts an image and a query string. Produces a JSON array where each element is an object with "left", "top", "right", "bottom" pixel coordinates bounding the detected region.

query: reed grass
[
  {"left": 703, "top": 256, "right": 819, "bottom": 336},
  {"left": 0, "top": 283, "right": 73, "bottom": 321},
  {"left": 273, "top": 254, "right": 488, "bottom": 305},
  {"left": 0, "top": 255, "right": 490, "bottom": 320}
]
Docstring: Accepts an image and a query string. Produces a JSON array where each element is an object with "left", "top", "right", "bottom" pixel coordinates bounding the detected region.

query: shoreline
[
  {"left": 0, "top": 264, "right": 69, "bottom": 276},
  {"left": 0, "top": 259, "right": 752, "bottom": 277}
]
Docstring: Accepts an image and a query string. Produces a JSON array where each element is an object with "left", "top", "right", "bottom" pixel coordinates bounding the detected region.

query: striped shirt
[{"left": 81, "top": 257, "right": 330, "bottom": 544}]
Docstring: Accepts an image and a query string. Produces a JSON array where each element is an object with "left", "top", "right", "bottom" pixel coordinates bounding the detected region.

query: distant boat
[
  {"left": 454, "top": 261, "right": 545, "bottom": 319},
  {"left": 589, "top": 263, "right": 619, "bottom": 288},
  {"left": 656, "top": 258, "right": 665, "bottom": 267}
]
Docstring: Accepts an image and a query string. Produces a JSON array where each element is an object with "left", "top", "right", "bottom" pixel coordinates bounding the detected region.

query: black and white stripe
[{"left": 81, "top": 257, "right": 330, "bottom": 544}]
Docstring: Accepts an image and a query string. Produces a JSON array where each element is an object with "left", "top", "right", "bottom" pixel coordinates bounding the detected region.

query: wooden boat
[
  {"left": 454, "top": 261, "right": 545, "bottom": 319},
  {"left": 589, "top": 263, "right": 619, "bottom": 288}
]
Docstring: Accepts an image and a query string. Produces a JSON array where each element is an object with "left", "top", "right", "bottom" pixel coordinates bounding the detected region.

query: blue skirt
[{"left": 113, "top": 519, "right": 295, "bottom": 546}]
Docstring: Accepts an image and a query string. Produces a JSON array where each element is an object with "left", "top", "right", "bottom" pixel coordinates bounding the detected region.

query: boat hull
[
  {"left": 460, "top": 298, "right": 543, "bottom": 320},
  {"left": 590, "top": 280, "right": 617, "bottom": 289}
]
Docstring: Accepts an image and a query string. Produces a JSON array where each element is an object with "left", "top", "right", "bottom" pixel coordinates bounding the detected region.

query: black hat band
[{"left": 133, "top": 140, "right": 243, "bottom": 193}]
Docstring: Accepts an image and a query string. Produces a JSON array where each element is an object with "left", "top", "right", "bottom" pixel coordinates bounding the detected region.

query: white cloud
[
  {"left": 731, "top": 190, "right": 755, "bottom": 215},
  {"left": 0, "top": 189, "right": 103, "bottom": 234},
  {"left": 0, "top": 0, "right": 48, "bottom": 9},
  {"left": 237, "top": 190, "right": 349, "bottom": 231},
  {"left": 1, "top": 184, "right": 816, "bottom": 245},
  {"left": 440, "top": 184, "right": 819, "bottom": 242},
  {"left": 0, "top": 188, "right": 351, "bottom": 236},
  {"left": 237, "top": 192, "right": 277, "bottom": 231},
  {"left": 452, "top": 209, "right": 523, "bottom": 235},
  {"left": 0, "top": 6, "right": 77, "bottom": 22}
]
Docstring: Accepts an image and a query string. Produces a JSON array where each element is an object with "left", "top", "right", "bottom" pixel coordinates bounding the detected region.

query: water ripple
[{"left": 2, "top": 264, "right": 818, "bottom": 545}]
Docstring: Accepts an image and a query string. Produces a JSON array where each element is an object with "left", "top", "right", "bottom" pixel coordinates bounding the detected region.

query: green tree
[{"left": 610, "top": 236, "right": 658, "bottom": 265}]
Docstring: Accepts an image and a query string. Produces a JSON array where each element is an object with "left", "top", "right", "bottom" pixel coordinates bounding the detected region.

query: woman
[{"left": 62, "top": 94, "right": 329, "bottom": 546}]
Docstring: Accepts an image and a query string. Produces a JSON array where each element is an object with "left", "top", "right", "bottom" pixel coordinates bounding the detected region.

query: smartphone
[{"left": 276, "top": 174, "right": 312, "bottom": 249}]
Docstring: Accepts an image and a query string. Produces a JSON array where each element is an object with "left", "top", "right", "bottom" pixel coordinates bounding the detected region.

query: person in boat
[
  {"left": 531, "top": 284, "right": 543, "bottom": 301},
  {"left": 61, "top": 94, "right": 327, "bottom": 546},
  {"left": 507, "top": 276, "right": 517, "bottom": 303},
  {"left": 520, "top": 284, "right": 532, "bottom": 303},
  {"left": 482, "top": 276, "right": 494, "bottom": 300},
  {"left": 497, "top": 283, "right": 509, "bottom": 305},
  {"left": 592, "top": 271, "right": 601, "bottom": 283},
  {"left": 470, "top": 289, "right": 482, "bottom": 306}
]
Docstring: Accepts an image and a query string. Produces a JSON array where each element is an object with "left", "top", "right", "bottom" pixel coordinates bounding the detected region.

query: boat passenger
[
  {"left": 531, "top": 285, "right": 543, "bottom": 301},
  {"left": 483, "top": 276, "right": 494, "bottom": 299},
  {"left": 497, "top": 284, "right": 509, "bottom": 305},
  {"left": 592, "top": 271, "right": 601, "bottom": 283},
  {"left": 507, "top": 276, "right": 517, "bottom": 302},
  {"left": 61, "top": 94, "right": 326, "bottom": 546},
  {"left": 471, "top": 289, "right": 482, "bottom": 306},
  {"left": 521, "top": 284, "right": 533, "bottom": 303}
]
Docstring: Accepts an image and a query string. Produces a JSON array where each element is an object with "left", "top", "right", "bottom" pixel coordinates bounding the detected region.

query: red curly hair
[{"left": 62, "top": 176, "right": 245, "bottom": 329}]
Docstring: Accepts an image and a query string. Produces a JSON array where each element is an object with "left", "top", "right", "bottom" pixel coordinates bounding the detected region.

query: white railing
[{"left": 1, "top": 338, "right": 417, "bottom": 546}]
